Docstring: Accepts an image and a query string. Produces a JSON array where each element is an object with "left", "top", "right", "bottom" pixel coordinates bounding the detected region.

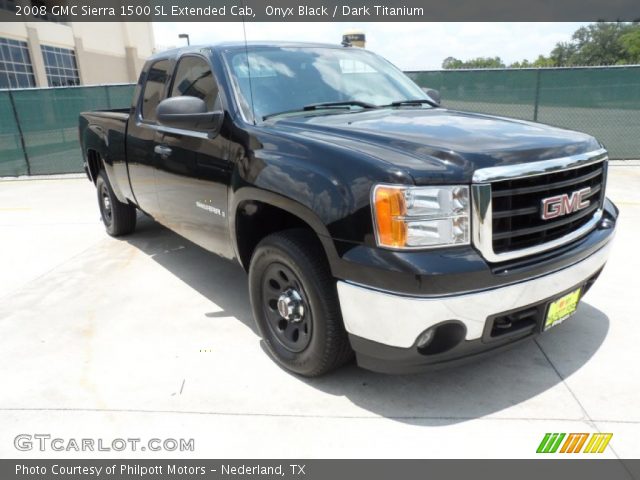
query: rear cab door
[
  {"left": 153, "top": 52, "right": 235, "bottom": 259},
  {"left": 126, "top": 57, "right": 173, "bottom": 219}
]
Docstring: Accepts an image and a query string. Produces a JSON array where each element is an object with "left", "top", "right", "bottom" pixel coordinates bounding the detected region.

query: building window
[
  {"left": 41, "top": 45, "right": 80, "bottom": 87},
  {"left": 0, "top": 37, "right": 36, "bottom": 89}
]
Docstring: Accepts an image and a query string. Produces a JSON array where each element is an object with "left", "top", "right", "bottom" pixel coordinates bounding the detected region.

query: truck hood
[{"left": 271, "top": 108, "right": 602, "bottom": 184}]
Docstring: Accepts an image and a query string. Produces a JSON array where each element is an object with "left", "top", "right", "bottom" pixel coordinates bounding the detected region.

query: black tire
[
  {"left": 249, "top": 229, "right": 353, "bottom": 376},
  {"left": 96, "top": 170, "right": 136, "bottom": 236}
]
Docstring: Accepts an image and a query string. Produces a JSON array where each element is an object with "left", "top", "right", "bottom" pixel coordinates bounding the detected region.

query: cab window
[
  {"left": 170, "top": 56, "right": 220, "bottom": 110},
  {"left": 141, "top": 59, "right": 169, "bottom": 122}
]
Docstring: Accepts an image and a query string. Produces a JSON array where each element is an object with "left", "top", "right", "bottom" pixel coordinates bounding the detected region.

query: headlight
[{"left": 372, "top": 184, "right": 470, "bottom": 249}]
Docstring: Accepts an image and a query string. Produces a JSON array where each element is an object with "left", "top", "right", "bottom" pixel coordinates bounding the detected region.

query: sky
[{"left": 152, "top": 22, "right": 589, "bottom": 70}]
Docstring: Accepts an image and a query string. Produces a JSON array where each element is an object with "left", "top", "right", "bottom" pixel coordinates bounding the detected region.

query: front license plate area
[{"left": 544, "top": 287, "right": 582, "bottom": 331}]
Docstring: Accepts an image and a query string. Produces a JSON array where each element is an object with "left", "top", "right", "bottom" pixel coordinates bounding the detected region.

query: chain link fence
[
  {"left": 0, "top": 84, "right": 135, "bottom": 177},
  {"left": 407, "top": 65, "right": 640, "bottom": 160},
  {"left": 1, "top": 66, "right": 639, "bottom": 177}
]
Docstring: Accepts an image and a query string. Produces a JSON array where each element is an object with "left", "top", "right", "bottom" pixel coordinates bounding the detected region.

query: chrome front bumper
[{"left": 337, "top": 240, "right": 613, "bottom": 349}]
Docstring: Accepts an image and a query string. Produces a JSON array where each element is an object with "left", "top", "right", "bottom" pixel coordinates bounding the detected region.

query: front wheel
[
  {"left": 248, "top": 229, "right": 353, "bottom": 376},
  {"left": 96, "top": 170, "right": 136, "bottom": 236}
]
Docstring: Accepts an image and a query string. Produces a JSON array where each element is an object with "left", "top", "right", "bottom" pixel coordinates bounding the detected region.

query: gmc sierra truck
[{"left": 79, "top": 42, "right": 617, "bottom": 376}]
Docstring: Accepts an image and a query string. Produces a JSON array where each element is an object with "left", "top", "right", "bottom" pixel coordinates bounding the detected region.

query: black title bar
[{"left": 1, "top": 0, "right": 639, "bottom": 22}]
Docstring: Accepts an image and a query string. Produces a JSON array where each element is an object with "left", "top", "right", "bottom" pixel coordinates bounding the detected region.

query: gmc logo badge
[{"left": 541, "top": 187, "right": 591, "bottom": 220}]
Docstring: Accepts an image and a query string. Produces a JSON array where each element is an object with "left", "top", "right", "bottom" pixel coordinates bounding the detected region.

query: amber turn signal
[{"left": 373, "top": 185, "right": 408, "bottom": 247}]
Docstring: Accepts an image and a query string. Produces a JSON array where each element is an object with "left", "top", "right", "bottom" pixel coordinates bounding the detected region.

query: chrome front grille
[{"left": 471, "top": 149, "right": 608, "bottom": 263}]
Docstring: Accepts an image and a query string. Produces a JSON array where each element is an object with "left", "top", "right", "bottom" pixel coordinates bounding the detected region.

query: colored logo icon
[{"left": 537, "top": 433, "right": 612, "bottom": 453}]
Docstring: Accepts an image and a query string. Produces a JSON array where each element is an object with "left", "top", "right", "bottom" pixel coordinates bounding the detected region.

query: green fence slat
[
  {"left": 408, "top": 69, "right": 538, "bottom": 121},
  {"left": 537, "top": 67, "right": 640, "bottom": 160},
  {"left": 105, "top": 84, "right": 135, "bottom": 110},
  {"left": 0, "top": 91, "right": 30, "bottom": 176},
  {"left": 3, "top": 84, "right": 135, "bottom": 176},
  {"left": 408, "top": 66, "right": 640, "bottom": 159},
  {"left": 0, "top": 69, "right": 638, "bottom": 178}
]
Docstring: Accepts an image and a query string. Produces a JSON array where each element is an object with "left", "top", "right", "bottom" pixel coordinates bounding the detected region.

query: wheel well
[
  {"left": 235, "top": 201, "right": 325, "bottom": 271},
  {"left": 87, "top": 150, "right": 103, "bottom": 183}
]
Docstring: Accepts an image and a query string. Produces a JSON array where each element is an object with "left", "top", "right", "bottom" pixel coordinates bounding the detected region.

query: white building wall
[{"left": 0, "top": 21, "right": 155, "bottom": 87}]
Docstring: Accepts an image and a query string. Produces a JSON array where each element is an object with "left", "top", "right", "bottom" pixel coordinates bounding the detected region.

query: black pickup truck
[{"left": 79, "top": 42, "right": 617, "bottom": 376}]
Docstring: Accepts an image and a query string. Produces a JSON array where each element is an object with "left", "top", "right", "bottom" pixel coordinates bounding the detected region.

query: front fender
[{"left": 229, "top": 186, "right": 341, "bottom": 271}]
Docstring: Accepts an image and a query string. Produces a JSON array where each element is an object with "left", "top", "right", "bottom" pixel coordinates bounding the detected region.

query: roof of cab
[{"left": 147, "top": 41, "right": 347, "bottom": 61}]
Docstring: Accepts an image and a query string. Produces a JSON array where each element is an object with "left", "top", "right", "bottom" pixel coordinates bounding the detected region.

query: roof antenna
[{"left": 241, "top": 1, "right": 256, "bottom": 124}]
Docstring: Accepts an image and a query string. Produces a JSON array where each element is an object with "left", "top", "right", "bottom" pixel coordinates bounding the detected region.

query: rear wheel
[
  {"left": 249, "top": 229, "right": 353, "bottom": 376},
  {"left": 96, "top": 170, "right": 136, "bottom": 236}
]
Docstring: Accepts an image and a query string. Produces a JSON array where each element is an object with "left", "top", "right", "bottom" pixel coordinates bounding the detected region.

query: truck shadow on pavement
[{"left": 127, "top": 215, "right": 610, "bottom": 426}]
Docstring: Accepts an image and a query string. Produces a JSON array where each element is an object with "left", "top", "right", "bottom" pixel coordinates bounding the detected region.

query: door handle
[{"left": 154, "top": 145, "right": 172, "bottom": 157}]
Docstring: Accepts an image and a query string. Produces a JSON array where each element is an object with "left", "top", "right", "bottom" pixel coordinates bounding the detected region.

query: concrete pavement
[{"left": 0, "top": 166, "right": 638, "bottom": 459}]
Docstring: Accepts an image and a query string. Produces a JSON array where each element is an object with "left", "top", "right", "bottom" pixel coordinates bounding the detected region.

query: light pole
[{"left": 178, "top": 33, "right": 190, "bottom": 46}]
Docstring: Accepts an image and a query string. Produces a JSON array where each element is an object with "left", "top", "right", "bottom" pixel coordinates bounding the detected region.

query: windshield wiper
[
  {"left": 263, "top": 101, "right": 378, "bottom": 120},
  {"left": 382, "top": 98, "right": 439, "bottom": 108},
  {"left": 303, "top": 100, "right": 378, "bottom": 110}
]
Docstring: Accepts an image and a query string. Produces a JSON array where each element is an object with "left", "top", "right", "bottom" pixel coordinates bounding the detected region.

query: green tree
[
  {"left": 510, "top": 55, "right": 556, "bottom": 68},
  {"left": 510, "top": 59, "right": 532, "bottom": 68},
  {"left": 441, "top": 22, "right": 640, "bottom": 69},
  {"left": 620, "top": 28, "right": 640, "bottom": 63},
  {"left": 441, "top": 56, "right": 463, "bottom": 69},
  {"left": 550, "top": 42, "right": 577, "bottom": 66},
  {"left": 442, "top": 56, "right": 505, "bottom": 69},
  {"left": 565, "top": 22, "right": 635, "bottom": 65},
  {"left": 532, "top": 55, "right": 555, "bottom": 68}
]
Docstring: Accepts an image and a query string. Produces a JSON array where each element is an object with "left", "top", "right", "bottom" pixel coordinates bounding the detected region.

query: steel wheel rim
[
  {"left": 100, "top": 183, "right": 112, "bottom": 225},
  {"left": 261, "top": 262, "right": 312, "bottom": 353}
]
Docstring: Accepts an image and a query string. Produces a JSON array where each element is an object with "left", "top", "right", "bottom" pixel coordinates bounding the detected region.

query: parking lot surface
[{"left": 0, "top": 166, "right": 638, "bottom": 459}]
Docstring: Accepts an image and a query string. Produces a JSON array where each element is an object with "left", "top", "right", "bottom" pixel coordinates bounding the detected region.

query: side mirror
[
  {"left": 156, "top": 96, "right": 223, "bottom": 132},
  {"left": 422, "top": 87, "right": 441, "bottom": 106}
]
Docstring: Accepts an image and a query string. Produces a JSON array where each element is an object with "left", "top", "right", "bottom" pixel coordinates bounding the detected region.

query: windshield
[{"left": 223, "top": 46, "right": 428, "bottom": 121}]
